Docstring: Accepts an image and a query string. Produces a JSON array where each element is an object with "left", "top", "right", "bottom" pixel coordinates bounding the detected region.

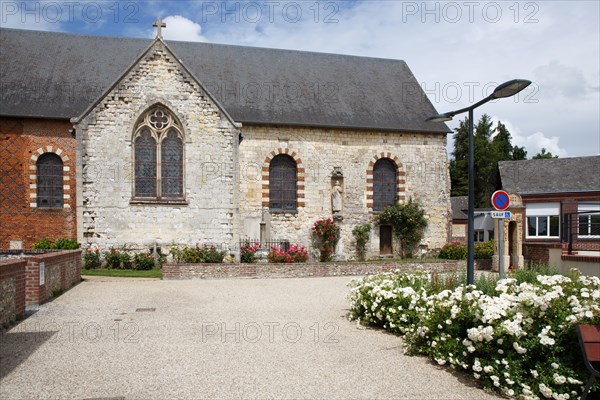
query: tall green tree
[
  {"left": 533, "top": 148, "right": 558, "bottom": 159},
  {"left": 450, "top": 114, "right": 528, "bottom": 207}
]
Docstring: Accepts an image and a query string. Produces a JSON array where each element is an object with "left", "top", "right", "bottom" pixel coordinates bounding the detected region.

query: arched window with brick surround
[
  {"left": 133, "top": 106, "right": 184, "bottom": 201},
  {"left": 269, "top": 154, "right": 297, "bottom": 211},
  {"left": 37, "top": 153, "right": 64, "bottom": 208},
  {"left": 373, "top": 158, "right": 397, "bottom": 211}
]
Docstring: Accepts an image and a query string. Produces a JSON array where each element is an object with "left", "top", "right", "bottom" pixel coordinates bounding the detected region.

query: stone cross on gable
[{"left": 153, "top": 17, "right": 166, "bottom": 39}]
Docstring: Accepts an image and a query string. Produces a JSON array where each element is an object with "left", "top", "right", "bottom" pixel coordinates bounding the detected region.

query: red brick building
[
  {"left": 0, "top": 118, "right": 77, "bottom": 248},
  {"left": 498, "top": 156, "right": 600, "bottom": 276}
]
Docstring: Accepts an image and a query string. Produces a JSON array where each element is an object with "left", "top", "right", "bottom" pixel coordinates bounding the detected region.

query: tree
[
  {"left": 533, "top": 148, "right": 558, "bottom": 159},
  {"left": 512, "top": 145, "right": 527, "bottom": 161},
  {"left": 377, "top": 200, "right": 428, "bottom": 258},
  {"left": 450, "top": 114, "right": 529, "bottom": 207}
]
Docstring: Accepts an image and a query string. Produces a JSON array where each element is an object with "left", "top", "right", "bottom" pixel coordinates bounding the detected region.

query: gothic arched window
[
  {"left": 269, "top": 154, "right": 297, "bottom": 211},
  {"left": 37, "top": 153, "right": 64, "bottom": 208},
  {"left": 373, "top": 158, "right": 397, "bottom": 211},
  {"left": 133, "top": 107, "right": 184, "bottom": 201}
]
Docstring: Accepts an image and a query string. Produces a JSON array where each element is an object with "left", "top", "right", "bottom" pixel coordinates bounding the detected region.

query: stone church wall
[
  {"left": 0, "top": 118, "right": 77, "bottom": 249},
  {"left": 75, "top": 42, "right": 240, "bottom": 252},
  {"left": 238, "top": 126, "right": 451, "bottom": 260}
]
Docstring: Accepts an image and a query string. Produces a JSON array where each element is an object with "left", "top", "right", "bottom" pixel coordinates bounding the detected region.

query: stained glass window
[
  {"left": 134, "top": 129, "right": 157, "bottom": 197},
  {"left": 133, "top": 107, "right": 184, "bottom": 201},
  {"left": 37, "top": 153, "right": 63, "bottom": 208},
  {"left": 373, "top": 158, "right": 397, "bottom": 212},
  {"left": 269, "top": 155, "right": 297, "bottom": 211},
  {"left": 161, "top": 130, "right": 183, "bottom": 197}
]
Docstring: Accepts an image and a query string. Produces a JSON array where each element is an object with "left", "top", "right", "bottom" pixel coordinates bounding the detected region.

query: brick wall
[
  {"left": 0, "top": 259, "right": 26, "bottom": 326},
  {"left": 0, "top": 117, "right": 77, "bottom": 248},
  {"left": 163, "top": 260, "right": 465, "bottom": 280},
  {"left": 523, "top": 242, "right": 561, "bottom": 265},
  {"left": 24, "top": 250, "right": 82, "bottom": 305}
]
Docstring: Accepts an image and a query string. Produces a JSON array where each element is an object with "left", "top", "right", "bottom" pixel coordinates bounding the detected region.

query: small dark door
[
  {"left": 508, "top": 221, "right": 517, "bottom": 268},
  {"left": 380, "top": 225, "right": 393, "bottom": 255}
]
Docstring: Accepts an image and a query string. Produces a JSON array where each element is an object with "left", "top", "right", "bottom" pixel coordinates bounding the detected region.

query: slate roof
[
  {"left": 499, "top": 156, "right": 600, "bottom": 195},
  {"left": 451, "top": 196, "right": 469, "bottom": 220},
  {"left": 0, "top": 28, "right": 449, "bottom": 133}
]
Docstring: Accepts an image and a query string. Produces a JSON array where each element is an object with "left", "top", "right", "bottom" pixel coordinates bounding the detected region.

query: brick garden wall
[
  {"left": 163, "top": 260, "right": 465, "bottom": 280},
  {"left": 24, "top": 250, "right": 82, "bottom": 305},
  {"left": 0, "top": 259, "right": 27, "bottom": 327},
  {"left": 0, "top": 117, "right": 77, "bottom": 248}
]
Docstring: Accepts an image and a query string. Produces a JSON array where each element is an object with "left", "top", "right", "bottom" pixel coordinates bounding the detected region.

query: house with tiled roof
[{"left": 497, "top": 156, "right": 600, "bottom": 276}]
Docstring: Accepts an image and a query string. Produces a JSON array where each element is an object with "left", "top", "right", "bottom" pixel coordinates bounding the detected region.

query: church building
[{"left": 0, "top": 23, "right": 451, "bottom": 259}]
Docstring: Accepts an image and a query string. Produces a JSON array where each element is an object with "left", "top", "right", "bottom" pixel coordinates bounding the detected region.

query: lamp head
[
  {"left": 426, "top": 112, "right": 454, "bottom": 122},
  {"left": 492, "top": 79, "right": 532, "bottom": 99}
]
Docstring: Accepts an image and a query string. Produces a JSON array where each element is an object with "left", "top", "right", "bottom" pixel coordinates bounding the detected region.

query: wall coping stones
[{"left": 163, "top": 260, "right": 465, "bottom": 280}]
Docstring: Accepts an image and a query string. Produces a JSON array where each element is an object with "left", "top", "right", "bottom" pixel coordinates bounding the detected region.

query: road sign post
[{"left": 491, "top": 191, "right": 511, "bottom": 279}]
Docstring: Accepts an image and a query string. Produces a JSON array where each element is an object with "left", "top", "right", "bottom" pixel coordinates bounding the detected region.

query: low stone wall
[
  {"left": 25, "top": 250, "right": 82, "bottom": 305},
  {"left": 163, "top": 260, "right": 466, "bottom": 280},
  {"left": 0, "top": 259, "right": 27, "bottom": 327}
]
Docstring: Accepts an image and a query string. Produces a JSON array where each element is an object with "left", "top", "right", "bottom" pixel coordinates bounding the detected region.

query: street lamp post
[{"left": 427, "top": 79, "right": 531, "bottom": 285}]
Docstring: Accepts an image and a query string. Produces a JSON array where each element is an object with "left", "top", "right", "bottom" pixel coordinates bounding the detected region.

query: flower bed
[{"left": 347, "top": 270, "right": 600, "bottom": 399}]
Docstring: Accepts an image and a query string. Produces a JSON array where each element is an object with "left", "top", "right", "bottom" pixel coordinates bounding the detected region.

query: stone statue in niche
[{"left": 332, "top": 180, "right": 343, "bottom": 213}]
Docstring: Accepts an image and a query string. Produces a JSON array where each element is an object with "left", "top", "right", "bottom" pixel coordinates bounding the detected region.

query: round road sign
[{"left": 491, "top": 190, "right": 511, "bottom": 211}]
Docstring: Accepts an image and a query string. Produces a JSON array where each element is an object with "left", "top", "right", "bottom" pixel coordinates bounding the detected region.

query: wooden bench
[{"left": 577, "top": 325, "right": 600, "bottom": 400}]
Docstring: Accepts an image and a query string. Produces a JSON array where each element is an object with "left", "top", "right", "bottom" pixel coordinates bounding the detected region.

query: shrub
[
  {"left": 52, "top": 238, "right": 79, "bottom": 250},
  {"left": 32, "top": 238, "right": 79, "bottom": 250},
  {"left": 240, "top": 241, "right": 260, "bottom": 263},
  {"left": 288, "top": 244, "right": 309, "bottom": 263},
  {"left": 474, "top": 241, "right": 494, "bottom": 260},
  {"left": 268, "top": 244, "right": 309, "bottom": 263},
  {"left": 348, "top": 270, "right": 600, "bottom": 399},
  {"left": 438, "top": 241, "right": 467, "bottom": 260},
  {"left": 377, "top": 200, "right": 428, "bottom": 258},
  {"left": 133, "top": 252, "right": 155, "bottom": 270},
  {"left": 169, "top": 244, "right": 226, "bottom": 264},
  {"left": 439, "top": 241, "right": 494, "bottom": 260},
  {"left": 83, "top": 248, "right": 101, "bottom": 269},
  {"left": 352, "top": 224, "right": 371, "bottom": 261},
  {"left": 311, "top": 218, "right": 340, "bottom": 262},
  {"left": 120, "top": 251, "right": 133, "bottom": 269},
  {"left": 268, "top": 246, "right": 291, "bottom": 263},
  {"left": 32, "top": 238, "right": 53, "bottom": 250},
  {"left": 104, "top": 247, "right": 125, "bottom": 269}
]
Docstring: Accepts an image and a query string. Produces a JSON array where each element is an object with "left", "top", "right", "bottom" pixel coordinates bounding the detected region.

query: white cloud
[
  {"left": 533, "top": 61, "right": 592, "bottom": 100},
  {"left": 515, "top": 132, "right": 567, "bottom": 158},
  {"left": 490, "top": 116, "right": 568, "bottom": 159},
  {"left": 0, "top": 1, "right": 62, "bottom": 31},
  {"left": 160, "top": 15, "right": 207, "bottom": 42}
]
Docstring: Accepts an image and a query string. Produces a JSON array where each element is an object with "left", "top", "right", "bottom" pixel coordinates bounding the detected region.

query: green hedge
[{"left": 439, "top": 241, "right": 494, "bottom": 260}]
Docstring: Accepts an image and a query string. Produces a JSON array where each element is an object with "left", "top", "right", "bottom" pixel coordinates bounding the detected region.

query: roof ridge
[{"left": 0, "top": 26, "right": 407, "bottom": 64}]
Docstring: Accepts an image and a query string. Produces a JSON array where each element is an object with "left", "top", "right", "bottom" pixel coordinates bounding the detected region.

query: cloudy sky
[{"left": 1, "top": 0, "right": 599, "bottom": 158}]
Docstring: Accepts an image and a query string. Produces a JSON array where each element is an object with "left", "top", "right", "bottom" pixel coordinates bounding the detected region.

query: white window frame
[
  {"left": 526, "top": 203, "right": 560, "bottom": 239},
  {"left": 578, "top": 203, "right": 600, "bottom": 239}
]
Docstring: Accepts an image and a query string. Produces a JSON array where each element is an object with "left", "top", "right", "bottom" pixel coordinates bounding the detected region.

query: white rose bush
[{"left": 347, "top": 269, "right": 600, "bottom": 399}]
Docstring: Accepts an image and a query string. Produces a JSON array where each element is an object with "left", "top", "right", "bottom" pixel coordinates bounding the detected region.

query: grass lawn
[{"left": 81, "top": 267, "right": 163, "bottom": 279}]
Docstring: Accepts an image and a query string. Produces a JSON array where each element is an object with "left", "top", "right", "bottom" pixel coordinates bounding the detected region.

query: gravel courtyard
[{"left": 0, "top": 276, "right": 501, "bottom": 400}]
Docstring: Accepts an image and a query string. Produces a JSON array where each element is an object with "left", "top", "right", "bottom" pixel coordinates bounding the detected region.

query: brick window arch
[
  {"left": 366, "top": 153, "right": 405, "bottom": 211},
  {"left": 37, "top": 153, "right": 64, "bottom": 208},
  {"left": 132, "top": 106, "right": 184, "bottom": 201},
  {"left": 262, "top": 148, "right": 305, "bottom": 211}
]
